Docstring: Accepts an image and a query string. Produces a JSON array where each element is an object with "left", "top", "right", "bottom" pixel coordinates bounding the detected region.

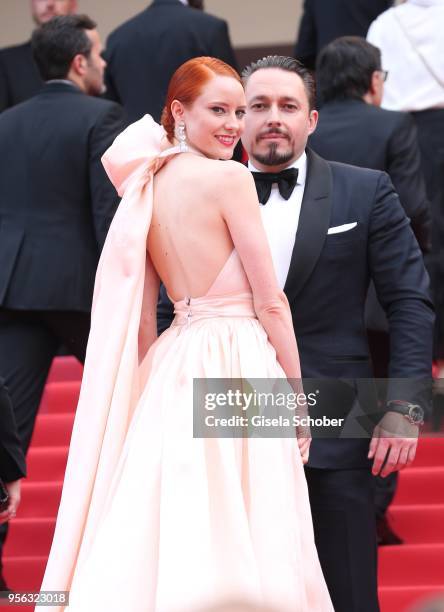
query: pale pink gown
[{"left": 36, "top": 116, "right": 333, "bottom": 612}]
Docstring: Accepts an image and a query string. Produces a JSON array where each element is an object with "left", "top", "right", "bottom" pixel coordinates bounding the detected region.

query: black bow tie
[{"left": 251, "top": 168, "right": 299, "bottom": 204}]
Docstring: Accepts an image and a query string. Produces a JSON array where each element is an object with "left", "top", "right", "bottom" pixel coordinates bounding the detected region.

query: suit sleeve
[
  {"left": 89, "top": 103, "right": 127, "bottom": 250},
  {"left": 0, "top": 54, "right": 9, "bottom": 113},
  {"left": 103, "top": 42, "right": 122, "bottom": 105},
  {"left": 368, "top": 172, "right": 434, "bottom": 406},
  {"left": 157, "top": 284, "right": 175, "bottom": 335},
  {"left": 387, "top": 113, "right": 431, "bottom": 253},
  {"left": 294, "top": 0, "right": 317, "bottom": 69},
  {"left": 0, "top": 380, "right": 26, "bottom": 482},
  {"left": 210, "top": 20, "right": 238, "bottom": 72},
  {"left": 104, "top": 69, "right": 122, "bottom": 105}
]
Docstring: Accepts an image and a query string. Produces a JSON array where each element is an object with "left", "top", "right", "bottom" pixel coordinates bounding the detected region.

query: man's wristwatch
[{"left": 386, "top": 400, "right": 425, "bottom": 426}]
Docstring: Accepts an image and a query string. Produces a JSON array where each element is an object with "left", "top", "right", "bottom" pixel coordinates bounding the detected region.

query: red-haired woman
[{"left": 37, "top": 58, "right": 333, "bottom": 612}]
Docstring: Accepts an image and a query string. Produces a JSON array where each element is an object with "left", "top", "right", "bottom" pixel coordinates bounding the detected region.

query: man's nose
[{"left": 266, "top": 104, "right": 281, "bottom": 125}]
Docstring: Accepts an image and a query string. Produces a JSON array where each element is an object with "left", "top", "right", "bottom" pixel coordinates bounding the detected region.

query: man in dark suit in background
[
  {"left": 104, "top": 0, "right": 237, "bottom": 123},
  {"left": 0, "top": 380, "right": 26, "bottom": 528},
  {"left": 309, "top": 36, "right": 431, "bottom": 544},
  {"left": 0, "top": 379, "right": 26, "bottom": 590},
  {"left": 0, "top": 14, "right": 126, "bottom": 588},
  {"left": 310, "top": 36, "right": 430, "bottom": 253},
  {"left": 158, "top": 56, "right": 434, "bottom": 611},
  {"left": 294, "top": 0, "right": 392, "bottom": 69},
  {"left": 0, "top": 0, "right": 77, "bottom": 112}
]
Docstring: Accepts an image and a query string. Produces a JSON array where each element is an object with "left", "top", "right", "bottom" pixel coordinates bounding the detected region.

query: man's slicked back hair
[
  {"left": 31, "top": 14, "right": 97, "bottom": 81},
  {"left": 242, "top": 55, "right": 316, "bottom": 111}
]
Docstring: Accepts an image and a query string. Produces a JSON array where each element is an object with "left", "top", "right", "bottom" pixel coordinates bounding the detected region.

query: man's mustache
[{"left": 256, "top": 128, "right": 290, "bottom": 142}]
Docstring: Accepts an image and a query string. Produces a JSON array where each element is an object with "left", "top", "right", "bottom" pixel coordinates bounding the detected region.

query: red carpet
[{"left": 3, "top": 357, "right": 444, "bottom": 610}]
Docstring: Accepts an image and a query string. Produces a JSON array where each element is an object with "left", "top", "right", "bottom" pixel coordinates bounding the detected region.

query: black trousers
[
  {"left": 0, "top": 308, "right": 90, "bottom": 571},
  {"left": 366, "top": 329, "right": 399, "bottom": 517},
  {"left": 305, "top": 467, "right": 380, "bottom": 612}
]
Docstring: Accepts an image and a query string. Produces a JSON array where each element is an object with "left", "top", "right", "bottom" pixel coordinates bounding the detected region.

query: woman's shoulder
[{"left": 197, "top": 158, "right": 253, "bottom": 189}]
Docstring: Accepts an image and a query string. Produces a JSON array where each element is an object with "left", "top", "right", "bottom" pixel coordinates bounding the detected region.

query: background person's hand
[
  {"left": 0, "top": 479, "right": 21, "bottom": 524},
  {"left": 368, "top": 412, "right": 418, "bottom": 478}
]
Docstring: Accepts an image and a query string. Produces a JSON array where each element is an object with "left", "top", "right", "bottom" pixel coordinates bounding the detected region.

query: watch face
[{"left": 409, "top": 405, "right": 424, "bottom": 423}]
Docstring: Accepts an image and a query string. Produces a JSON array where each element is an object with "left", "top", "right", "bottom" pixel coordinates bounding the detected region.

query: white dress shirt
[
  {"left": 248, "top": 152, "right": 307, "bottom": 289},
  {"left": 367, "top": 0, "right": 444, "bottom": 111}
]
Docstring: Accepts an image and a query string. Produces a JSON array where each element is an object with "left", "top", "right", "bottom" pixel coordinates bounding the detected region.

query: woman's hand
[
  {"left": 0, "top": 480, "right": 21, "bottom": 524},
  {"left": 296, "top": 425, "right": 312, "bottom": 464}
]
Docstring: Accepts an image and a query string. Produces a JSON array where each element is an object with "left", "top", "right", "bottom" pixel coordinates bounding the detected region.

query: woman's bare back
[{"left": 148, "top": 152, "right": 235, "bottom": 302}]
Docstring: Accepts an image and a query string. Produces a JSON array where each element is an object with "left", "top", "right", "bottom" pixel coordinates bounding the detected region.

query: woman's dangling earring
[{"left": 176, "top": 121, "right": 188, "bottom": 152}]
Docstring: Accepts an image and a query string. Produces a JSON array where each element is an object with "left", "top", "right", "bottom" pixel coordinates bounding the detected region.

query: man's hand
[
  {"left": 368, "top": 411, "right": 419, "bottom": 478},
  {"left": 0, "top": 480, "right": 21, "bottom": 524}
]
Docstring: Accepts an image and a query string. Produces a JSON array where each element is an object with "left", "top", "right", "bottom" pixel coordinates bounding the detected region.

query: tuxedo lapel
[{"left": 284, "top": 148, "right": 332, "bottom": 301}]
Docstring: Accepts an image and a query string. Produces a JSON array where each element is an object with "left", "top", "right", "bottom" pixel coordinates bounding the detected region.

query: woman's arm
[
  {"left": 219, "top": 163, "right": 310, "bottom": 460},
  {"left": 219, "top": 162, "right": 301, "bottom": 381}
]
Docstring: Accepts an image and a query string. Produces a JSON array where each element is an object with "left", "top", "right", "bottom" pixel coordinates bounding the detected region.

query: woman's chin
[{"left": 217, "top": 147, "right": 236, "bottom": 160}]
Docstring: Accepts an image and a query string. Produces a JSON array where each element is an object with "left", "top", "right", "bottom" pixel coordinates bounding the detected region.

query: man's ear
[
  {"left": 368, "top": 71, "right": 378, "bottom": 96},
  {"left": 308, "top": 109, "right": 319, "bottom": 135},
  {"left": 71, "top": 53, "right": 87, "bottom": 77}
]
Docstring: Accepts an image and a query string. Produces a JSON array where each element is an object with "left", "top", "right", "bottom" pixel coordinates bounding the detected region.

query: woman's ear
[{"left": 170, "top": 100, "right": 185, "bottom": 124}]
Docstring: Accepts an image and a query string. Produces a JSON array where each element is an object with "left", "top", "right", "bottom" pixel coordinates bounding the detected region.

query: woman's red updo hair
[{"left": 161, "top": 57, "right": 241, "bottom": 143}]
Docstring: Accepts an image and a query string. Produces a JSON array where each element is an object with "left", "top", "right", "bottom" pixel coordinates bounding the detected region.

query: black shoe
[{"left": 377, "top": 516, "right": 403, "bottom": 546}]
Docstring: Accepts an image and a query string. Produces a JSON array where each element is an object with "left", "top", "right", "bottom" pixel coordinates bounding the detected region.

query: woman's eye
[
  {"left": 235, "top": 110, "right": 246, "bottom": 119},
  {"left": 211, "top": 106, "right": 225, "bottom": 114}
]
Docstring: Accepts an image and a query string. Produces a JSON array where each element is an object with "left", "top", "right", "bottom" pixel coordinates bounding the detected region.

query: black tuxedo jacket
[
  {"left": 310, "top": 99, "right": 431, "bottom": 333},
  {"left": 310, "top": 99, "right": 430, "bottom": 252},
  {"left": 104, "top": 0, "right": 237, "bottom": 123},
  {"left": 0, "top": 41, "right": 42, "bottom": 112},
  {"left": 295, "top": 0, "right": 391, "bottom": 69},
  {"left": 157, "top": 150, "right": 434, "bottom": 468},
  {"left": 0, "top": 82, "right": 126, "bottom": 312},
  {"left": 0, "top": 378, "right": 26, "bottom": 483}
]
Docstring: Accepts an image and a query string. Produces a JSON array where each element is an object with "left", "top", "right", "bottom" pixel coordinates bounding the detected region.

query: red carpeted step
[
  {"left": 18, "top": 482, "right": 62, "bottom": 519},
  {"left": 4, "top": 519, "right": 55, "bottom": 557},
  {"left": 38, "top": 382, "right": 80, "bottom": 415},
  {"left": 388, "top": 505, "right": 444, "bottom": 544},
  {"left": 393, "top": 467, "right": 444, "bottom": 505},
  {"left": 414, "top": 436, "right": 444, "bottom": 468},
  {"left": 26, "top": 447, "right": 68, "bottom": 482},
  {"left": 3, "top": 556, "right": 47, "bottom": 592},
  {"left": 47, "top": 356, "right": 83, "bottom": 384},
  {"left": 31, "top": 413, "right": 75, "bottom": 447},
  {"left": 379, "top": 585, "right": 444, "bottom": 612},
  {"left": 379, "top": 543, "right": 444, "bottom": 586}
]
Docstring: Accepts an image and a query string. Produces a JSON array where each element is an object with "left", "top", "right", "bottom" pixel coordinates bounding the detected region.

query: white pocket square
[{"left": 327, "top": 222, "right": 357, "bottom": 235}]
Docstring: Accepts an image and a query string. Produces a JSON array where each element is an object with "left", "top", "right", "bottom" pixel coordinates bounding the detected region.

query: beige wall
[{"left": 0, "top": 0, "right": 303, "bottom": 48}]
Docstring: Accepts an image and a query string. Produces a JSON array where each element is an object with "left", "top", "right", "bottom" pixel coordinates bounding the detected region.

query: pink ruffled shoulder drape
[{"left": 37, "top": 116, "right": 176, "bottom": 607}]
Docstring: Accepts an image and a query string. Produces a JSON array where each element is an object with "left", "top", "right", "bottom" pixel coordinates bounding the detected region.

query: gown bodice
[{"left": 171, "top": 249, "right": 257, "bottom": 327}]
